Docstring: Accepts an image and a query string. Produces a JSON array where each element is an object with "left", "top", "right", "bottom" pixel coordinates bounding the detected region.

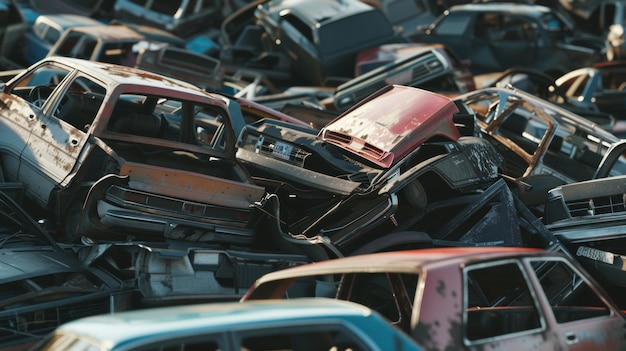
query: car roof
[
  {"left": 448, "top": 2, "right": 552, "bottom": 16},
  {"left": 61, "top": 24, "right": 145, "bottom": 40},
  {"left": 36, "top": 56, "right": 216, "bottom": 99},
  {"left": 35, "top": 13, "right": 102, "bottom": 29},
  {"left": 252, "top": 246, "right": 547, "bottom": 282},
  {"left": 54, "top": 298, "right": 375, "bottom": 344},
  {"left": 259, "top": 0, "right": 375, "bottom": 26}
]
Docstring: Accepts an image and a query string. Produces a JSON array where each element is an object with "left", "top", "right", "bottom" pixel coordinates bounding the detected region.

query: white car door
[{"left": 18, "top": 74, "right": 103, "bottom": 207}]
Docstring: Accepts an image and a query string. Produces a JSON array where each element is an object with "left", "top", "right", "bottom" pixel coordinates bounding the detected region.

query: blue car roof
[{"left": 54, "top": 298, "right": 378, "bottom": 346}]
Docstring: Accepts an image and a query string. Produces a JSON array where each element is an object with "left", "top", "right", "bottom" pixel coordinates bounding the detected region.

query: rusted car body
[
  {"left": 236, "top": 85, "right": 503, "bottom": 253},
  {"left": 0, "top": 56, "right": 264, "bottom": 243},
  {"left": 243, "top": 247, "right": 626, "bottom": 351},
  {"left": 453, "top": 86, "right": 625, "bottom": 211},
  {"left": 0, "top": 190, "right": 133, "bottom": 350}
]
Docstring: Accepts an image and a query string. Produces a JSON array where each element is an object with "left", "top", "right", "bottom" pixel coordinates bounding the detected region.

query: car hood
[
  {"left": 320, "top": 85, "right": 460, "bottom": 168},
  {"left": 0, "top": 249, "right": 85, "bottom": 282}
]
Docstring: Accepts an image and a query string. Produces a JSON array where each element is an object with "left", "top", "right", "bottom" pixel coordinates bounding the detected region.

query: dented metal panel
[{"left": 120, "top": 162, "right": 265, "bottom": 210}]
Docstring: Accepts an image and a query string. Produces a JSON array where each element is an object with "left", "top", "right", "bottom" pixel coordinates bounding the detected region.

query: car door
[
  {"left": 525, "top": 257, "right": 626, "bottom": 351},
  {"left": 463, "top": 260, "right": 557, "bottom": 351},
  {"left": 0, "top": 62, "right": 71, "bottom": 200},
  {"left": 18, "top": 73, "right": 104, "bottom": 207}
]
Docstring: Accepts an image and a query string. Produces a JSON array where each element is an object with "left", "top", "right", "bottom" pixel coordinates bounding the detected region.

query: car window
[
  {"left": 475, "top": 12, "right": 501, "bottom": 40},
  {"left": 56, "top": 32, "right": 98, "bottom": 60},
  {"left": 108, "top": 93, "right": 229, "bottom": 151},
  {"left": 340, "top": 272, "right": 418, "bottom": 328},
  {"left": 44, "top": 27, "right": 61, "bottom": 46},
  {"left": 500, "top": 15, "right": 535, "bottom": 42},
  {"left": 464, "top": 261, "right": 542, "bottom": 341},
  {"left": 433, "top": 12, "right": 471, "bottom": 36},
  {"left": 238, "top": 325, "right": 373, "bottom": 351},
  {"left": 134, "top": 336, "right": 223, "bottom": 351},
  {"left": 529, "top": 259, "right": 611, "bottom": 323},
  {"left": 11, "top": 62, "right": 71, "bottom": 108},
  {"left": 53, "top": 76, "right": 105, "bottom": 131}
]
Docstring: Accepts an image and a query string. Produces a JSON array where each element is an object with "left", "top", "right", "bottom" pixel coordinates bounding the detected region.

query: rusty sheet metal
[
  {"left": 319, "top": 85, "right": 460, "bottom": 167},
  {"left": 120, "top": 162, "right": 265, "bottom": 209}
]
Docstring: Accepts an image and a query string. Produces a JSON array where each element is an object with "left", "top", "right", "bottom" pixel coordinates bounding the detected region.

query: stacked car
[{"left": 2, "top": 0, "right": 626, "bottom": 349}]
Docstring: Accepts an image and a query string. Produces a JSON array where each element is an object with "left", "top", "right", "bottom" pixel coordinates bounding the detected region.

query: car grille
[
  {"left": 411, "top": 54, "right": 445, "bottom": 81},
  {"left": 564, "top": 194, "right": 626, "bottom": 217}
]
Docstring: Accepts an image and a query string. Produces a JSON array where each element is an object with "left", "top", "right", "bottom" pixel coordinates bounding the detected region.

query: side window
[
  {"left": 500, "top": 16, "right": 533, "bottom": 41},
  {"left": 475, "top": 12, "right": 501, "bottom": 39},
  {"left": 530, "top": 259, "right": 611, "bottom": 323},
  {"left": 44, "top": 27, "right": 61, "bottom": 46},
  {"left": 433, "top": 13, "right": 471, "bottom": 36},
  {"left": 193, "top": 104, "right": 228, "bottom": 151},
  {"left": 465, "top": 261, "right": 541, "bottom": 341},
  {"left": 108, "top": 93, "right": 168, "bottom": 138},
  {"left": 134, "top": 336, "right": 223, "bottom": 351},
  {"left": 54, "top": 76, "right": 105, "bottom": 131},
  {"left": 12, "top": 63, "right": 71, "bottom": 107},
  {"left": 342, "top": 272, "right": 417, "bottom": 327},
  {"left": 107, "top": 94, "right": 228, "bottom": 150},
  {"left": 238, "top": 326, "right": 372, "bottom": 351},
  {"left": 55, "top": 32, "right": 82, "bottom": 56}
]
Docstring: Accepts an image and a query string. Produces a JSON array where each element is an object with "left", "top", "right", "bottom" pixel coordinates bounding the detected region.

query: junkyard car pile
[{"left": 2, "top": 0, "right": 626, "bottom": 349}]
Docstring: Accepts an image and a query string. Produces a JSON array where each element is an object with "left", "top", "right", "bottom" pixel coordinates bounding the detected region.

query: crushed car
[
  {"left": 46, "top": 23, "right": 186, "bottom": 67},
  {"left": 542, "top": 140, "right": 626, "bottom": 307},
  {"left": 413, "top": 2, "right": 609, "bottom": 77},
  {"left": 242, "top": 246, "right": 626, "bottom": 351},
  {"left": 21, "top": 13, "right": 102, "bottom": 66},
  {"left": 236, "top": 84, "right": 503, "bottom": 254},
  {"left": 453, "top": 85, "right": 625, "bottom": 212},
  {"left": 0, "top": 56, "right": 264, "bottom": 244},
  {"left": 0, "top": 190, "right": 133, "bottom": 350},
  {"left": 219, "top": 0, "right": 406, "bottom": 86}
]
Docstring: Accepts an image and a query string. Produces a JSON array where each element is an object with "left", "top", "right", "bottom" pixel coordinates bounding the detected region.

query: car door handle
[{"left": 565, "top": 332, "right": 578, "bottom": 344}]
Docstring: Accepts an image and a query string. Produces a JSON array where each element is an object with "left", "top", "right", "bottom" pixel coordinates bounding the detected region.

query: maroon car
[{"left": 243, "top": 246, "right": 626, "bottom": 351}]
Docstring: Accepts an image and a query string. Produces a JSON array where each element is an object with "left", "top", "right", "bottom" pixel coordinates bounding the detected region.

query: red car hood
[{"left": 319, "top": 85, "right": 461, "bottom": 168}]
